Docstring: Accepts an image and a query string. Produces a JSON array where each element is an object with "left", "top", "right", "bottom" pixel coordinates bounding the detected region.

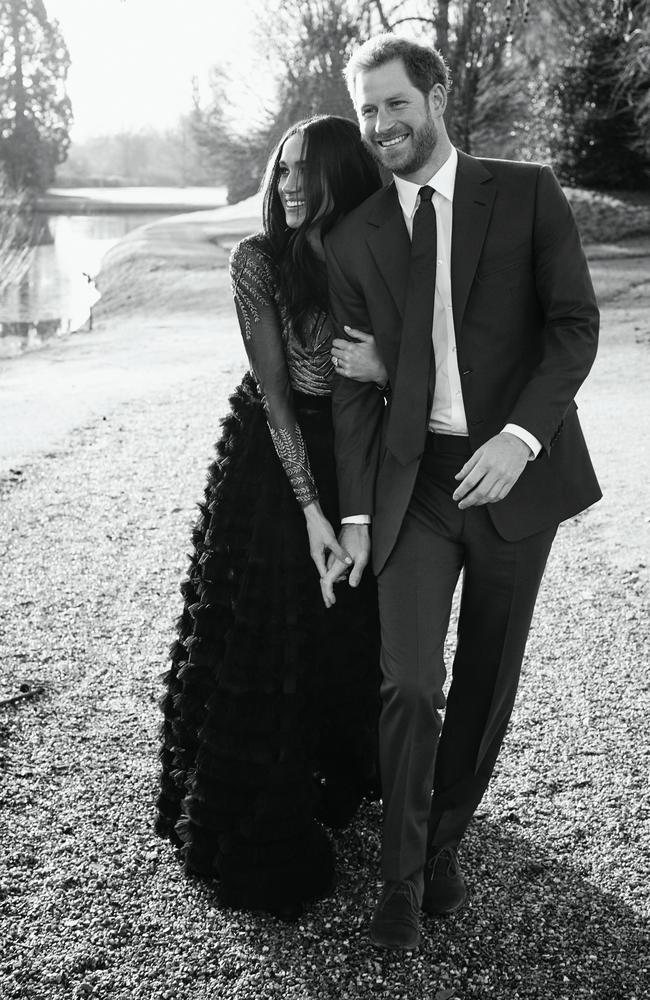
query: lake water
[{"left": 0, "top": 186, "right": 226, "bottom": 359}]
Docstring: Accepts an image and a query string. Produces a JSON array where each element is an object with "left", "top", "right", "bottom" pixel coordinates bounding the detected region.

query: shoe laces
[{"left": 426, "top": 846, "right": 459, "bottom": 879}]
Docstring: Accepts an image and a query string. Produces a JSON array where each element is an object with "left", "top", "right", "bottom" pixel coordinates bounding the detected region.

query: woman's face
[
  {"left": 277, "top": 132, "right": 309, "bottom": 229},
  {"left": 277, "top": 132, "right": 332, "bottom": 230}
]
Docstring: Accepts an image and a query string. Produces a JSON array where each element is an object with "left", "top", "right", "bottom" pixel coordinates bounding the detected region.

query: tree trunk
[
  {"left": 367, "top": 0, "right": 392, "bottom": 31},
  {"left": 10, "top": 0, "right": 26, "bottom": 124},
  {"left": 436, "top": 0, "right": 450, "bottom": 59}
]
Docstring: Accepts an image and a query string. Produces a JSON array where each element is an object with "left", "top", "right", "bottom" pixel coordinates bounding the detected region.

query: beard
[{"left": 365, "top": 113, "right": 438, "bottom": 177}]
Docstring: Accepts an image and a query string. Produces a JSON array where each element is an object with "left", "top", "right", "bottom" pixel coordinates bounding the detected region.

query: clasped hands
[
  {"left": 320, "top": 524, "right": 370, "bottom": 609},
  {"left": 317, "top": 432, "right": 531, "bottom": 607}
]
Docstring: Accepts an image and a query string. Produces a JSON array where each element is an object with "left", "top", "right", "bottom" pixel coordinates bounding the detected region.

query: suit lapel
[
  {"left": 365, "top": 183, "right": 411, "bottom": 318},
  {"left": 365, "top": 157, "right": 496, "bottom": 330},
  {"left": 451, "top": 151, "right": 496, "bottom": 333}
]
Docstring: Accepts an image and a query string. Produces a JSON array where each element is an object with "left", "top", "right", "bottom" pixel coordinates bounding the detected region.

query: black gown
[{"left": 155, "top": 233, "right": 381, "bottom": 918}]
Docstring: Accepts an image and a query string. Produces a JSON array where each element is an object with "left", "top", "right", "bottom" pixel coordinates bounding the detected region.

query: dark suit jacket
[{"left": 324, "top": 150, "right": 602, "bottom": 575}]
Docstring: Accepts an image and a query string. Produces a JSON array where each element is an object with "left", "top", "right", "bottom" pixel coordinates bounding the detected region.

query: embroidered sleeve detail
[
  {"left": 269, "top": 425, "right": 318, "bottom": 508},
  {"left": 229, "top": 236, "right": 319, "bottom": 508},
  {"left": 229, "top": 240, "right": 275, "bottom": 342}
]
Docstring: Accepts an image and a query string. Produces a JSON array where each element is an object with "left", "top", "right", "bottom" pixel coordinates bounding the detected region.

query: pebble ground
[{"left": 1, "top": 267, "right": 648, "bottom": 1000}]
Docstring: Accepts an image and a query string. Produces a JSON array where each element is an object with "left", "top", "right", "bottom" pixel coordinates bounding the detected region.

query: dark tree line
[
  {"left": 194, "top": 0, "right": 649, "bottom": 201},
  {"left": 57, "top": 118, "right": 214, "bottom": 188},
  {"left": 1, "top": 0, "right": 647, "bottom": 205}
]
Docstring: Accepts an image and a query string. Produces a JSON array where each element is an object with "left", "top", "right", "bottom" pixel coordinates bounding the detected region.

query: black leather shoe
[
  {"left": 422, "top": 846, "right": 467, "bottom": 915},
  {"left": 369, "top": 879, "right": 421, "bottom": 950}
]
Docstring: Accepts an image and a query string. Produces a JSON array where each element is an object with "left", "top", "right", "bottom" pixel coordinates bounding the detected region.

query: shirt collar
[{"left": 394, "top": 146, "right": 458, "bottom": 218}]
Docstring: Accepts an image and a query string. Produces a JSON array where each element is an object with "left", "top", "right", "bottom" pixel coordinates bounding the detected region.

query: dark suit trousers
[{"left": 377, "top": 433, "right": 556, "bottom": 882}]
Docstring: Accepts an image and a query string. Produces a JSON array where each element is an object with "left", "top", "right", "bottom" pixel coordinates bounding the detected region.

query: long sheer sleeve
[{"left": 229, "top": 237, "right": 318, "bottom": 508}]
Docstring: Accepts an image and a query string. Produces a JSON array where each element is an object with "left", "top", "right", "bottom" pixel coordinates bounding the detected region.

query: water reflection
[
  {"left": 0, "top": 212, "right": 164, "bottom": 358},
  {"left": 0, "top": 318, "right": 73, "bottom": 356}
]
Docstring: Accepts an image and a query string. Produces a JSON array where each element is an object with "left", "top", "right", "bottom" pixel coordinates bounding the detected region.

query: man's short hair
[{"left": 345, "top": 33, "right": 450, "bottom": 102}]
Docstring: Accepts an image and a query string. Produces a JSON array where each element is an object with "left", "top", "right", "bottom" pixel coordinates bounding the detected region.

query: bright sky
[{"left": 44, "top": 0, "right": 264, "bottom": 140}]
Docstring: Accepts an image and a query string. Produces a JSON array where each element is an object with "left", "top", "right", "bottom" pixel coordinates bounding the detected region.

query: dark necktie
[{"left": 385, "top": 185, "right": 437, "bottom": 466}]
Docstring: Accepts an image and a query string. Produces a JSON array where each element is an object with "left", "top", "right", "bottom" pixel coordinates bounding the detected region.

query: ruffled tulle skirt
[{"left": 155, "top": 373, "right": 381, "bottom": 917}]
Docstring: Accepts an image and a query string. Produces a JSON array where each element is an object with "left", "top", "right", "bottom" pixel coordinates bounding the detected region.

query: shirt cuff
[
  {"left": 341, "top": 515, "right": 372, "bottom": 525},
  {"left": 503, "top": 424, "right": 542, "bottom": 460}
]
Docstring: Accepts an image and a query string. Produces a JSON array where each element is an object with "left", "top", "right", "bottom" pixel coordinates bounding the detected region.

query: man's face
[{"left": 353, "top": 58, "right": 439, "bottom": 178}]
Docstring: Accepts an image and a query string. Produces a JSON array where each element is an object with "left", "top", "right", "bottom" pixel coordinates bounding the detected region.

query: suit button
[{"left": 461, "top": 369, "right": 472, "bottom": 376}]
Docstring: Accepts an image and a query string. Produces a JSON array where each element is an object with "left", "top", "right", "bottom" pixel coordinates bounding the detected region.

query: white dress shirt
[
  {"left": 341, "top": 148, "right": 540, "bottom": 525},
  {"left": 393, "top": 148, "right": 541, "bottom": 454}
]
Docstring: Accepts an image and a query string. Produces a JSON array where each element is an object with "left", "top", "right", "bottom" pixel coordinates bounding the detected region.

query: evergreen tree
[
  {"left": 614, "top": 0, "right": 650, "bottom": 164},
  {"left": 551, "top": 12, "right": 649, "bottom": 189},
  {"left": 0, "top": 0, "right": 73, "bottom": 191}
]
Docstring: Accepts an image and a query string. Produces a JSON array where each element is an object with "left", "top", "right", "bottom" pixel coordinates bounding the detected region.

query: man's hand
[
  {"left": 320, "top": 523, "right": 371, "bottom": 608},
  {"left": 453, "top": 432, "right": 531, "bottom": 509}
]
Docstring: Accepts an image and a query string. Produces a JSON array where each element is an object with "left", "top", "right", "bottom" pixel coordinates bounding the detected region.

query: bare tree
[
  {"left": 191, "top": 66, "right": 275, "bottom": 202},
  {"left": 355, "top": 0, "right": 642, "bottom": 158},
  {"left": 0, "top": 168, "right": 32, "bottom": 297},
  {"left": 194, "top": 0, "right": 365, "bottom": 201},
  {"left": 253, "top": 0, "right": 359, "bottom": 125},
  {"left": 197, "top": 0, "right": 645, "bottom": 197}
]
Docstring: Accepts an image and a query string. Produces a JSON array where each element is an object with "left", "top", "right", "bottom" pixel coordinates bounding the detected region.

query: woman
[{"left": 155, "top": 115, "right": 387, "bottom": 920}]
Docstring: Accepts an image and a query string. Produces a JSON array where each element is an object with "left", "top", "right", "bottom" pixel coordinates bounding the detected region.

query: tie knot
[{"left": 418, "top": 185, "right": 434, "bottom": 203}]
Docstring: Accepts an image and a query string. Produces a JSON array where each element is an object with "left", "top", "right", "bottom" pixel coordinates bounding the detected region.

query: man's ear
[{"left": 428, "top": 83, "right": 448, "bottom": 118}]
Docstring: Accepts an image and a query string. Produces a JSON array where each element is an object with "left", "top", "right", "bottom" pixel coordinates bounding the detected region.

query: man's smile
[{"left": 377, "top": 133, "right": 409, "bottom": 148}]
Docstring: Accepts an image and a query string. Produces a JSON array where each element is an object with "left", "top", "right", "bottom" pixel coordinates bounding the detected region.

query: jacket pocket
[{"left": 476, "top": 244, "right": 532, "bottom": 281}]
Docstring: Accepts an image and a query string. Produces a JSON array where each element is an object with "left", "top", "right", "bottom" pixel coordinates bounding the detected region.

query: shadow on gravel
[
  {"left": 172, "top": 805, "right": 650, "bottom": 1000},
  {"left": 181, "top": 810, "right": 649, "bottom": 1000},
  {"left": 426, "top": 817, "right": 650, "bottom": 998}
]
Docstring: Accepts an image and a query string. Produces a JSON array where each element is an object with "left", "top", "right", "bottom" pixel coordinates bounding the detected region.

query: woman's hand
[
  {"left": 302, "top": 501, "right": 352, "bottom": 578},
  {"left": 331, "top": 327, "right": 388, "bottom": 387}
]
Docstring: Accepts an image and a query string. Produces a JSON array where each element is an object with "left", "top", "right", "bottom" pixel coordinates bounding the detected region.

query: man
[{"left": 322, "top": 34, "right": 601, "bottom": 951}]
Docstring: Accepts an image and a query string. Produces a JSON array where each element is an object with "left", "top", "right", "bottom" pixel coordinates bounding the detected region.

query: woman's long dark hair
[{"left": 262, "top": 115, "right": 382, "bottom": 337}]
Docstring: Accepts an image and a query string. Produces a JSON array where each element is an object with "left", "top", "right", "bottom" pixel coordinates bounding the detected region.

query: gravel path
[{"left": 1, "top": 253, "right": 649, "bottom": 999}]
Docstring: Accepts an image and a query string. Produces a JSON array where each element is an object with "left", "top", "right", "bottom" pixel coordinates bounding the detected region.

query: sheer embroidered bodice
[{"left": 229, "top": 234, "right": 335, "bottom": 507}]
